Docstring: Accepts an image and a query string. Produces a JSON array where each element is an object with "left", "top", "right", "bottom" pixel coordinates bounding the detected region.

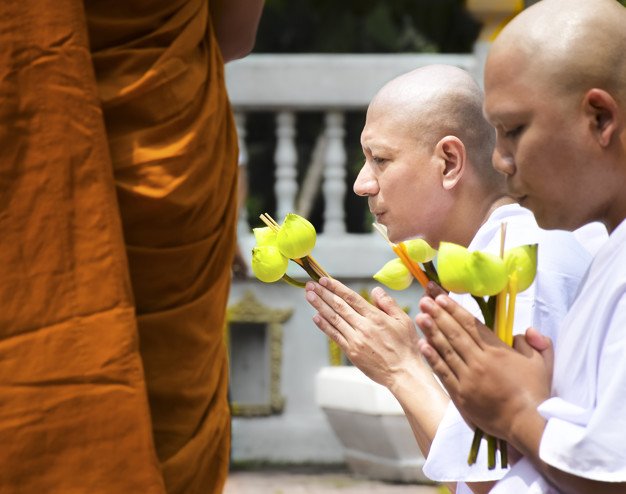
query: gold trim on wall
[{"left": 226, "top": 290, "right": 292, "bottom": 417}]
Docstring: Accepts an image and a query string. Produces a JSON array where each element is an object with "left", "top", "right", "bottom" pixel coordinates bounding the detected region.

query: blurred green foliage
[{"left": 254, "top": 0, "right": 480, "bottom": 54}]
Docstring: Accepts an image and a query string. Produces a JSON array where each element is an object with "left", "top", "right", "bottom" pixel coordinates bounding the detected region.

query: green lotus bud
[
  {"left": 504, "top": 244, "right": 538, "bottom": 292},
  {"left": 251, "top": 246, "right": 288, "bottom": 283},
  {"left": 373, "top": 258, "right": 413, "bottom": 291},
  {"left": 253, "top": 226, "right": 278, "bottom": 247},
  {"left": 404, "top": 238, "right": 437, "bottom": 263},
  {"left": 437, "top": 242, "right": 508, "bottom": 296},
  {"left": 467, "top": 251, "right": 508, "bottom": 296},
  {"left": 276, "top": 213, "right": 317, "bottom": 259}
]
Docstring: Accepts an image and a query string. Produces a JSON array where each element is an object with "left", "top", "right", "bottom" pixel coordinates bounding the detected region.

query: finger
[
  {"left": 425, "top": 281, "right": 446, "bottom": 299},
  {"left": 370, "top": 286, "right": 406, "bottom": 319},
  {"left": 418, "top": 296, "right": 483, "bottom": 364},
  {"left": 305, "top": 285, "right": 359, "bottom": 338},
  {"left": 312, "top": 313, "right": 349, "bottom": 350},
  {"left": 318, "top": 277, "right": 375, "bottom": 318},
  {"left": 432, "top": 294, "right": 499, "bottom": 349},
  {"left": 417, "top": 337, "right": 460, "bottom": 396},
  {"left": 415, "top": 310, "right": 467, "bottom": 380}
]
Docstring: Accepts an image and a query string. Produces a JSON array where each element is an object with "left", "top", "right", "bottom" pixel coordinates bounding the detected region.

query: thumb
[
  {"left": 524, "top": 327, "right": 551, "bottom": 352},
  {"left": 371, "top": 286, "right": 404, "bottom": 317},
  {"left": 526, "top": 327, "right": 554, "bottom": 381},
  {"left": 513, "top": 328, "right": 554, "bottom": 382}
]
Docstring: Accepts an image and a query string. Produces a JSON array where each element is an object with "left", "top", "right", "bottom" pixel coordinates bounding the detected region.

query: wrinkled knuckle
[
  {"left": 441, "top": 345, "right": 457, "bottom": 361},
  {"left": 328, "top": 312, "right": 342, "bottom": 328},
  {"left": 344, "top": 292, "right": 359, "bottom": 307}
]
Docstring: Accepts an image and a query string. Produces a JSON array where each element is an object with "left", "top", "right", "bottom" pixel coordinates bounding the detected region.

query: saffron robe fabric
[
  {"left": 422, "top": 205, "right": 599, "bottom": 491},
  {"left": 87, "top": 1, "right": 238, "bottom": 491},
  {"left": 0, "top": 0, "right": 237, "bottom": 492}
]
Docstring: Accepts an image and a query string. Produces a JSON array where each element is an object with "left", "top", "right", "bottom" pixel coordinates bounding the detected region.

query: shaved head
[
  {"left": 356, "top": 64, "right": 506, "bottom": 246},
  {"left": 371, "top": 64, "right": 498, "bottom": 187},
  {"left": 484, "top": 0, "right": 626, "bottom": 232},
  {"left": 489, "top": 0, "right": 626, "bottom": 102}
]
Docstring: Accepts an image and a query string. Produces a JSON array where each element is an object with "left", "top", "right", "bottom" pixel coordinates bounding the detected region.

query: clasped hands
[{"left": 306, "top": 277, "right": 553, "bottom": 454}]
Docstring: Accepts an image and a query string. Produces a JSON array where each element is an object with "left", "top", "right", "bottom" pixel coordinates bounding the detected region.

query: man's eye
[
  {"left": 504, "top": 125, "right": 524, "bottom": 139},
  {"left": 372, "top": 156, "right": 387, "bottom": 165}
]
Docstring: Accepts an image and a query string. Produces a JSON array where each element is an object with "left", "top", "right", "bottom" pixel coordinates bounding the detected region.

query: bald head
[
  {"left": 489, "top": 0, "right": 626, "bottom": 101},
  {"left": 370, "top": 65, "right": 498, "bottom": 186},
  {"left": 483, "top": 0, "right": 626, "bottom": 232}
]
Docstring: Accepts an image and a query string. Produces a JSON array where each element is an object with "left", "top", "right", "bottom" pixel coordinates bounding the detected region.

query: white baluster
[
  {"left": 274, "top": 111, "right": 298, "bottom": 222},
  {"left": 235, "top": 112, "right": 249, "bottom": 235},
  {"left": 322, "top": 111, "right": 346, "bottom": 235}
]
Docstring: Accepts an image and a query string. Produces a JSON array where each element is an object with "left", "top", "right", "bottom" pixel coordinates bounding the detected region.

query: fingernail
[
  {"left": 306, "top": 291, "right": 316, "bottom": 302},
  {"left": 319, "top": 277, "right": 329, "bottom": 286},
  {"left": 305, "top": 281, "right": 315, "bottom": 291},
  {"left": 420, "top": 317, "right": 432, "bottom": 330},
  {"left": 436, "top": 294, "right": 449, "bottom": 308},
  {"left": 421, "top": 297, "right": 434, "bottom": 310}
]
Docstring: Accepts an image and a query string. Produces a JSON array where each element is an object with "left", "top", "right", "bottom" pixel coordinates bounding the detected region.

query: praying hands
[{"left": 416, "top": 294, "right": 553, "bottom": 461}]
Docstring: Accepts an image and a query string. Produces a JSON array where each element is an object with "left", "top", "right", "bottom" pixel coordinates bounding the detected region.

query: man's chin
[{"left": 534, "top": 211, "right": 583, "bottom": 232}]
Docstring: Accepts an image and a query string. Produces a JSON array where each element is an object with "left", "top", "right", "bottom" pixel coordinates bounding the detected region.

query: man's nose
[
  {"left": 492, "top": 146, "right": 516, "bottom": 176},
  {"left": 353, "top": 165, "right": 378, "bottom": 196}
]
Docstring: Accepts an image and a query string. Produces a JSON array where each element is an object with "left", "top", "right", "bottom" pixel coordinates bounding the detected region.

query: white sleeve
[
  {"left": 422, "top": 402, "right": 508, "bottom": 483},
  {"left": 538, "top": 296, "right": 626, "bottom": 482}
]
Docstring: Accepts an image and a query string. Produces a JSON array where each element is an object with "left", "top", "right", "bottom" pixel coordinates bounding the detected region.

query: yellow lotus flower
[
  {"left": 373, "top": 258, "right": 413, "bottom": 291},
  {"left": 437, "top": 242, "right": 508, "bottom": 297},
  {"left": 253, "top": 226, "right": 278, "bottom": 247},
  {"left": 404, "top": 238, "right": 437, "bottom": 263},
  {"left": 504, "top": 244, "right": 537, "bottom": 292},
  {"left": 276, "top": 213, "right": 317, "bottom": 259},
  {"left": 251, "top": 245, "right": 288, "bottom": 283}
]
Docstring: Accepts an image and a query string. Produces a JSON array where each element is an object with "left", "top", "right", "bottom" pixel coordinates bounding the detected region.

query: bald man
[
  {"left": 417, "top": 1, "right": 626, "bottom": 493},
  {"left": 304, "top": 64, "right": 601, "bottom": 494}
]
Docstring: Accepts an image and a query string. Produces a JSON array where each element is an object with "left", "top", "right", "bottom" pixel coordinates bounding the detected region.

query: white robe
[
  {"left": 490, "top": 218, "right": 626, "bottom": 492},
  {"left": 422, "top": 204, "right": 605, "bottom": 492}
]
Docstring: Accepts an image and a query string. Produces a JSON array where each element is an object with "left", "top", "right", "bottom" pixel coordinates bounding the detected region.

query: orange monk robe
[
  {"left": 86, "top": 1, "right": 238, "bottom": 492},
  {"left": 0, "top": 1, "right": 166, "bottom": 492}
]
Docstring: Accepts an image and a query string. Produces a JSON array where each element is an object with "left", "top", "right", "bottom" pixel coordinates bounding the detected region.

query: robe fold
[
  {"left": 87, "top": 1, "right": 237, "bottom": 492},
  {"left": 0, "top": 0, "right": 236, "bottom": 491},
  {"left": 0, "top": 1, "right": 166, "bottom": 492}
]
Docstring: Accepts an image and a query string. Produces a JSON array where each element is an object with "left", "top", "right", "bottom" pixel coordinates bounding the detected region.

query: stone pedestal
[{"left": 315, "top": 366, "right": 429, "bottom": 483}]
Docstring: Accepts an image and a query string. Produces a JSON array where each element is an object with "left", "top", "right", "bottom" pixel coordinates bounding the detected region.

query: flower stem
[
  {"left": 295, "top": 257, "right": 320, "bottom": 282},
  {"left": 499, "top": 439, "right": 508, "bottom": 468},
  {"left": 423, "top": 261, "right": 440, "bottom": 284},
  {"left": 487, "top": 435, "right": 497, "bottom": 470},
  {"left": 281, "top": 274, "right": 306, "bottom": 288},
  {"left": 505, "top": 275, "right": 518, "bottom": 347},
  {"left": 468, "top": 428, "right": 483, "bottom": 465}
]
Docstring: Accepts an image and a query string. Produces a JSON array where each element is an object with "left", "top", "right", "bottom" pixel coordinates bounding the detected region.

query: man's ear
[
  {"left": 435, "top": 136, "right": 466, "bottom": 191},
  {"left": 584, "top": 88, "right": 621, "bottom": 147}
]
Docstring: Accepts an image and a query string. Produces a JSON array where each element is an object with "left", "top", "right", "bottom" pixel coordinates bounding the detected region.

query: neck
[
  {"left": 447, "top": 193, "right": 516, "bottom": 248},
  {"left": 480, "top": 195, "right": 517, "bottom": 227}
]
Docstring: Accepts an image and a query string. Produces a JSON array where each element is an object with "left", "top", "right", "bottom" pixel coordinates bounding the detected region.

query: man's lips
[{"left": 372, "top": 211, "right": 386, "bottom": 223}]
